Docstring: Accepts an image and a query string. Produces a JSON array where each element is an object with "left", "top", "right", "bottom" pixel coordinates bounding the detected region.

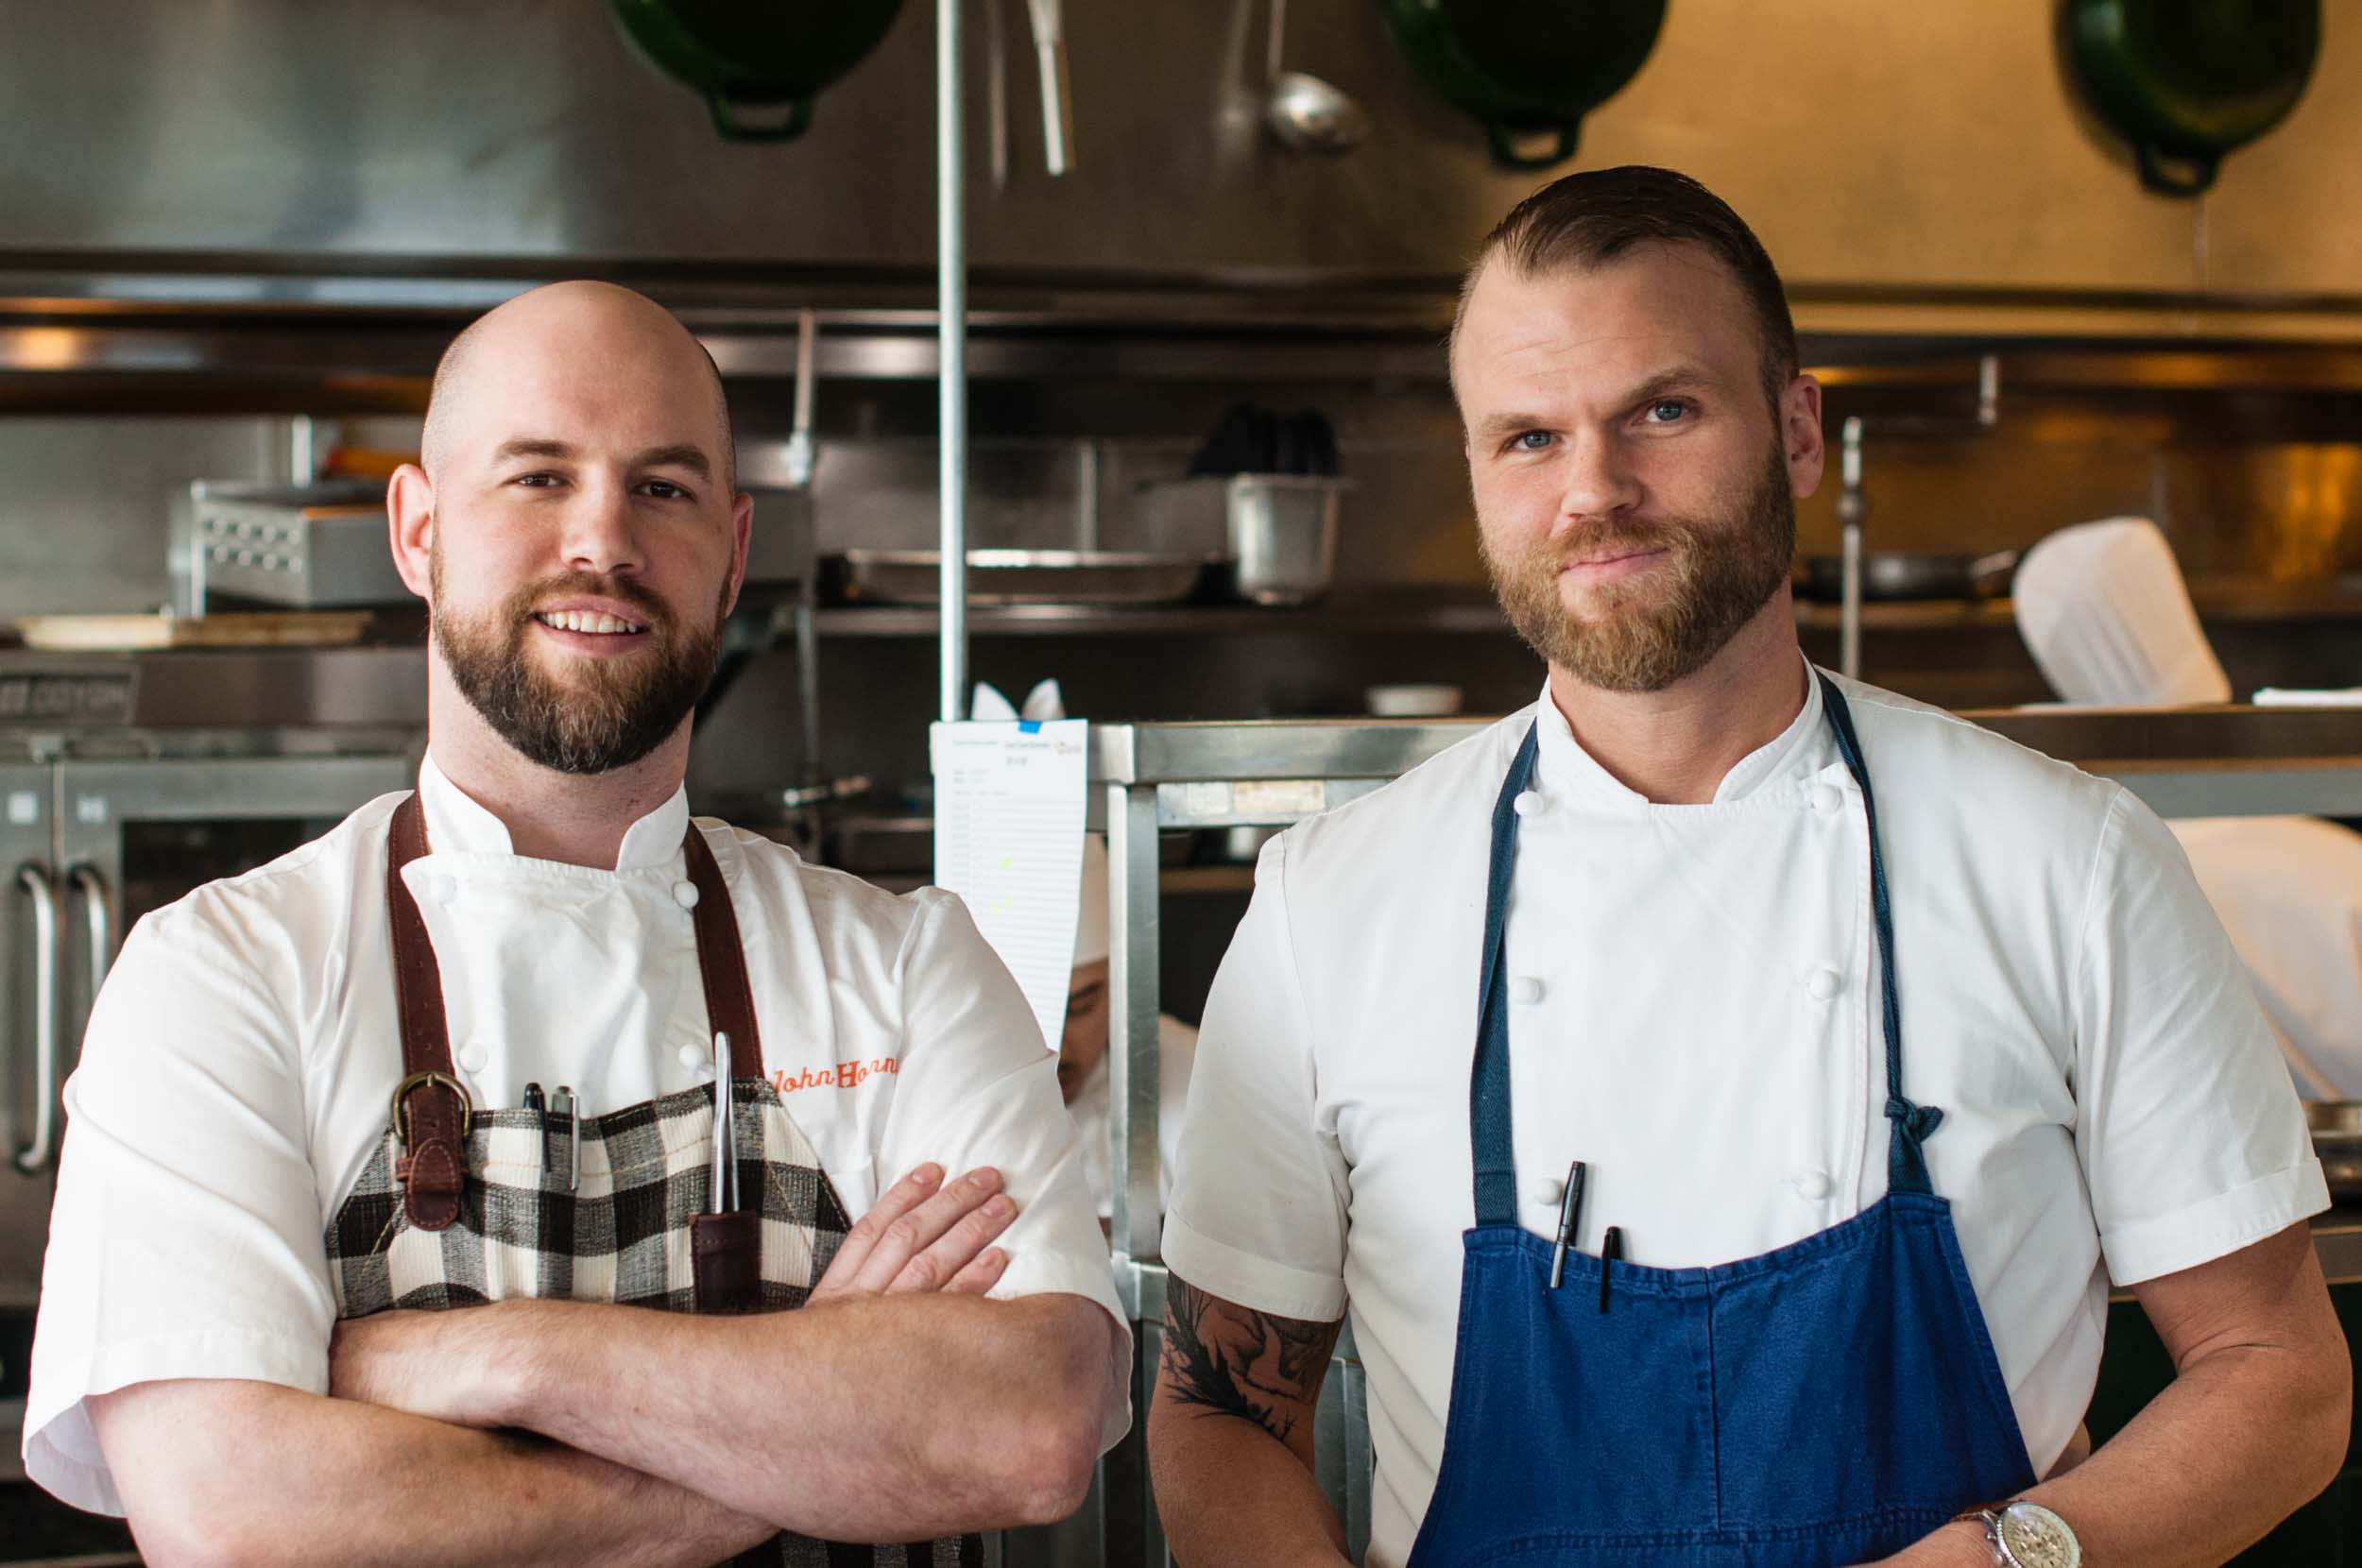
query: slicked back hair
[{"left": 1451, "top": 165, "right": 1800, "bottom": 409}]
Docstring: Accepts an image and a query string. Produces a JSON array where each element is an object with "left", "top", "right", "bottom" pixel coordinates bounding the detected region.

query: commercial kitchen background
[{"left": 2, "top": 2, "right": 2360, "bottom": 1563}]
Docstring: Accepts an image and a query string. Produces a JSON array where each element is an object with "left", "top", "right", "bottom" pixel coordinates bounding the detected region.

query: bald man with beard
[{"left": 24, "top": 283, "right": 1129, "bottom": 1567}]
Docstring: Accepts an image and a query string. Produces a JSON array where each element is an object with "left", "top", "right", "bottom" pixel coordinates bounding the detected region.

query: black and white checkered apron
[{"left": 323, "top": 793, "right": 983, "bottom": 1567}]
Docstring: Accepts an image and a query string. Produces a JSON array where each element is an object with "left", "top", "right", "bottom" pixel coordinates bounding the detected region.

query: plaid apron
[{"left": 323, "top": 793, "right": 984, "bottom": 1567}]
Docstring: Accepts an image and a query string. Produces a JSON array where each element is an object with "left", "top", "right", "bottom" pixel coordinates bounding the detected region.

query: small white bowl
[{"left": 1365, "top": 683, "right": 1464, "bottom": 718}]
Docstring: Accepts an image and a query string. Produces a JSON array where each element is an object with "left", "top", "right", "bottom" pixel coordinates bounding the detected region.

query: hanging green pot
[
  {"left": 2062, "top": 0, "right": 2319, "bottom": 195},
  {"left": 1383, "top": 0, "right": 1668, "bottom": 170},
  {"left": 610, "top": 0, "right": 908, "bottom": 143}
]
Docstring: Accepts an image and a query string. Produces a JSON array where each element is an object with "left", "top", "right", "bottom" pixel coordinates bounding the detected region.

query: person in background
[
  {"left": 1061, "top": 832, "right": 1197, "bottom": 1227},
  {"left": 1148, "top": 166, "right": 2346, "bottom": 1568},
  {"left": 2015, "top": 516, "right": 2362, "bottom": 1099},
  {"left": 26, "top": 281, "right": 1127, "bottom": 1566}
]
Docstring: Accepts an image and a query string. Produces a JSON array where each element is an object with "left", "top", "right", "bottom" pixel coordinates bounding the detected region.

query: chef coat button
[
  {"left": 457, "top": 1041, "right": 489, "bottom": 1075},
  {"left": 1811, "top": 783, "right": 1844, "bottom": 815},
  {"left": 1806, "top": 966, "right": 1842, "bottom": 1001},
  {"left": 1792, "top": 1170, "right": 1835, "bottom": 1201},
  {"left": 677, "top": 1042, "right": 706, "bottom": 1072},
  {"left": 1511, "top": 976, "right": 1545, "bottom": 1005},
  {"left": 432, "top": 873, "right": 459, "bottom": 905},
  {"left": 1531, "top": 1174, "right": 1567, "bottom": 1206},
  {"left": 672, "top": 879, "right": 700, "bottom": 910},
  {"left": 1512, "top": 791, "right": 1546, "bottom": 818}
]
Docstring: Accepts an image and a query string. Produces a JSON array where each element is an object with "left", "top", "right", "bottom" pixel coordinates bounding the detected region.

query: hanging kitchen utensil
[
  {"left": 2062, "top": 0, "right": 2319, "bottom": 196},
  {"left": 1025, "top": 0, "right": 1076, "bottom": 174},
  {"left": 1382, "top": 0, "right": 1667, "bottom": 169},
  {"left": 1266, "top": 0, "right": 1372, "bottom": 153},
  {"left": 609, "top": 0, "right": 908, "bottom": 143}
]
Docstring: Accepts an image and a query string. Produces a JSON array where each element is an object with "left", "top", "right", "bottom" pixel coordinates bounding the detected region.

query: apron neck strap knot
[{"left": 1885, "top": 1096, "right": 1943, "bottom": 1196}]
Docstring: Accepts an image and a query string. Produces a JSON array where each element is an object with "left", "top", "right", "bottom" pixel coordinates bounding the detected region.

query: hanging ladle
[{"left": 1264, "top": 0, "right": 1368, "bottom": 153}]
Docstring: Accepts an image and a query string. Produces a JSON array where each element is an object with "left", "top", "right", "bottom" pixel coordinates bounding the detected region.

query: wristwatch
[{"left": 1955, "top": 1500, "right": 2080, "bottom": 1568}]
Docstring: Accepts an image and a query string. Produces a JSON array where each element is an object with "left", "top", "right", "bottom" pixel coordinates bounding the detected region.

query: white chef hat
[
  {"left": 2013, "top": 518, "right": 2232, "bottom": 707},
  {"left": 1074, "top": 833, "right": 1110, "bottom": 965}
]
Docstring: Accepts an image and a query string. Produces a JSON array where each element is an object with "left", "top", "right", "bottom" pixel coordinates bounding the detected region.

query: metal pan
[
  {"left": 821, "top": 549, "right": 1219, "bottom": 606},
  {"left": 1795, "top": 550, "right": 2019, "bottom": 605}
]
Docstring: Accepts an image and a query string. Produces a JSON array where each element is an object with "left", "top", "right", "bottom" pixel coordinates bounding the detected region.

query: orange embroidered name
[{"left": 772, "top": 1058, "right": 900, "bottom": 1095}]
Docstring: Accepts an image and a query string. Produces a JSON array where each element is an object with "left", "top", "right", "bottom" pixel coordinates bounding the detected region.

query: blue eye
[
  {"left": 515, "top": 472, "right": 561, "bottom": 488},
  {"left": 1512, "top": 431, "right": 1552, "bottom": 451},
  {"left": 1647, "top": 401, "right": 1690, "bottom": 424}
]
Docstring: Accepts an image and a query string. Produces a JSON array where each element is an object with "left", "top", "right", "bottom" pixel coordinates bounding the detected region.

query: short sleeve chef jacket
[
  {"left": 1162, "top": 668, "right": 2327, "bottom": 1568},
  {"left": 26, "top": 756, "right": 1131, "bottom": 1514}
]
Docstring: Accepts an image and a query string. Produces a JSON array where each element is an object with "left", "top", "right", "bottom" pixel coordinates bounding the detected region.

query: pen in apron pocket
[
  {"left": 552, "top": 1086, "right": 577, "bottom": 1191},
  {"left": 1549, "top": 1160, "right": 1587, "bottom": 1289}
]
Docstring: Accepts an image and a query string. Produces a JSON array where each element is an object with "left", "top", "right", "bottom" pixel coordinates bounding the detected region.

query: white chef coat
[
  {"left": 2171, "top": 816, "right": 2362, "bottom": 1099},
  {"left": 26, "top": 755, "right": 1130, "bottom": 1515},
  {"left": 1163, "top": 666, "right": 2326, "bottom": 1568},
  {"left": 1064, "top": 1014, "right": 1196, "bottom": 1222}
]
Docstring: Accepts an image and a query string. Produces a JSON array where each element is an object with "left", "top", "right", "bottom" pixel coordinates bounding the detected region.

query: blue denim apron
[{"left": 1403, "top": 673, "right": 2037, "bottom": 1568}]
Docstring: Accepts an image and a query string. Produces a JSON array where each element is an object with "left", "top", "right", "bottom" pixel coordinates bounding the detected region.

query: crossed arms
[
  {"left": 1149, "top": 1222, "right": 2352, "bottom": 1568},
  {"left": 92, "top": 1162, "right": 1122, "bottom": 1568}
]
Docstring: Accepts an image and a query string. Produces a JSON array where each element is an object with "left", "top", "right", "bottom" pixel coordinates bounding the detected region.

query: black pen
[
  {"left": 1549, "top": 1160, "right": 1587, "bottom": 1289},
  {"left": 1599, "top": 1225, "right": 1623, "bottom": 1312},
  {"left": 522, "top": 1082, "right": 545, "bottom": 1114}
]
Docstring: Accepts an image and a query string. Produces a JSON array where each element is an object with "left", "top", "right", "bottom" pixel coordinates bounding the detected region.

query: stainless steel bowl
[{"left": 1132, "top": 474, "right": 1352, "bottom": 606}]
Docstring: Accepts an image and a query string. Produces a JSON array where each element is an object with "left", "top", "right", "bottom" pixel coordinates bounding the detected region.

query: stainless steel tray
[{"left": 822, "top": 549, "right": 1218, "bottom": 606}]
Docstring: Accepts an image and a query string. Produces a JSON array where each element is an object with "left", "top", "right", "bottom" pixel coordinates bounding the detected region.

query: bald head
[{"left": 420, "top": 281, "right": 735, "bottom": 491}]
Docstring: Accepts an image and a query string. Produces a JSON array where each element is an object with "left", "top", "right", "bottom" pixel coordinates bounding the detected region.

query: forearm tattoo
[{"left": 1159, "top": 1277, "right": 1341, "bottom": 1446}]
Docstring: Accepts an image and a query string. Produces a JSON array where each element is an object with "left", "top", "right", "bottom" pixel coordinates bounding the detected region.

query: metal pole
[
  {"left": 1837, "top": 417, "right": 1865, "bottom": 682},
  {"left": 938, "top": 0, "right": 969, "bottom": 723}
]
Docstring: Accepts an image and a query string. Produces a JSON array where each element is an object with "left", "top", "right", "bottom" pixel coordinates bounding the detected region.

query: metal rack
[{"left": 1085, "top": 703, "right": 2362, "bottom": 1568}]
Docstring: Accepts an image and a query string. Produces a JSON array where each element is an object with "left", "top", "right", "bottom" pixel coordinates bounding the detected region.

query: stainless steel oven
[
  {"left": 0, "top": 694, "right": 415, "bottom": 1556},
  {"left": 3, "top": 748, "right": 417, "bottom": 1308}
]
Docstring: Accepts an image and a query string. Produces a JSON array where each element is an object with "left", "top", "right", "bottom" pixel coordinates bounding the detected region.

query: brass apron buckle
[{"left": 390, "top": 1069, "right": 474, "bottom": 1150}]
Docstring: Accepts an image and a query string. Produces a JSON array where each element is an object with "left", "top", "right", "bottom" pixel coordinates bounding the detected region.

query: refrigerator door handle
[
  {"left": 14, "top": 862, "right": 61, "bottom": 1174},
  {"left": 69, "top": 861, "right": 113, "bottom": 1011}
]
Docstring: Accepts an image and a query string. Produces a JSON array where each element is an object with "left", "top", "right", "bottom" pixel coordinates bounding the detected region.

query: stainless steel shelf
[
  {"left": 1087, "top": 705, "right": 2362, "bottom": 821},
  {"left": 818, "top": 583, "right": 2362, "bottom": 640},
  {"left": 812, "top": 598, "right": 1514, "bottom": 638}
]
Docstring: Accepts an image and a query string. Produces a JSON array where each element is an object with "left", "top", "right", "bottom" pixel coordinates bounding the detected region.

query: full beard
[
  {"left": 1481, "top": 443, "right": 1796, "bottom": 694},
  {"left": 431, "top": 552, "right": 727, "bottom": 776}
]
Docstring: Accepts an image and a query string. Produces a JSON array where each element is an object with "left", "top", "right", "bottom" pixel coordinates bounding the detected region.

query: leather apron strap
[{"left": 385, "top": 792, "right": 766, "bottom": 1229}]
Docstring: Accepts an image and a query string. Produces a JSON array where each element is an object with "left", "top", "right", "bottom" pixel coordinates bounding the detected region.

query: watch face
[{"left": 1996, "top": 1503, "right": 2079, "bottom": 1568}]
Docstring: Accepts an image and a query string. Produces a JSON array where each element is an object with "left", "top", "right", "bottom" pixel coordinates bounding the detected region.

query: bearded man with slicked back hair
[
  {"left": 1150, "top": 166, "right": 2347, "bottom": 1568},
  {"left": 26, "top": 281, "right": 1131, "bottom": 1567}
]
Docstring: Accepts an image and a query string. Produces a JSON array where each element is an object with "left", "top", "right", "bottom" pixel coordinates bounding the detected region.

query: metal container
[
  {"left": 191, "top": 482, "right": 409, "bottom": 609},
  {"left": 1135, "top": 474, "right": 1350, "bottom": 606}
]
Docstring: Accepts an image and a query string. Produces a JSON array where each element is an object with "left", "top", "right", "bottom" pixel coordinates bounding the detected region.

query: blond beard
[{"left": 1481, "top": 444, "right": 1795, "bottom": 693}]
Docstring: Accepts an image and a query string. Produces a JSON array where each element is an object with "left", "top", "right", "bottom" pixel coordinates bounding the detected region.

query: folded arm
[
  {"left": 1148, "top": 1274, "right": 1351, "bottom": 1568},
  {"left": 1886, "top": 1221, "right": 2352, "bottom": 1567},
  {"left": 89, "top": 1378, "right": 773, "bottom": 1568},
  {"left": 331, "top": 1160, "right": 1121, "bottom": 1540}
]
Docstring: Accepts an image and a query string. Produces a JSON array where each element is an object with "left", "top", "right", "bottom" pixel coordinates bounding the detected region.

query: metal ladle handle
[{"left": 1026, "top": 0, "right": 1073, "bottom": 175}]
